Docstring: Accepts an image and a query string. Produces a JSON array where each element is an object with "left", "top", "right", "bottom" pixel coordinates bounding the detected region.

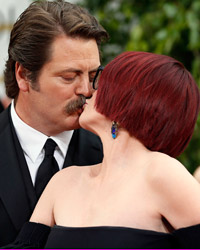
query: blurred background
[
  {"left": 0, "top": 0, "right": 31, "bottom": 109},
  {"left": 0, "top": 0, "right": 200, "bottom": 173}
]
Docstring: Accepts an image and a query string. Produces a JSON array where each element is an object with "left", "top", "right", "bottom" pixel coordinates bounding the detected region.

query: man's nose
[{"left": 76, "top": 76, "right": 94, "bottom": 98}]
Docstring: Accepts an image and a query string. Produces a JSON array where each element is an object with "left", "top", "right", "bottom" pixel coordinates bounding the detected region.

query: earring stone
[{"left": 111, "top": 121, "right": 118, "bottom": 139}]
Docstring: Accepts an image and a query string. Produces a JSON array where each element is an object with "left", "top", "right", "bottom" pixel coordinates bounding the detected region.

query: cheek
[
  {"left": 79, "top": 105, "right": 91, "bottom": 126},
  {"left": 87, "top": 96, "right": 96, "bottom": 110},
  {"left": 79, "top": 113, "right": 86, "bottom": 129},
  {"left": 47, "top": 89, "right": 70, "bottom": 107}
]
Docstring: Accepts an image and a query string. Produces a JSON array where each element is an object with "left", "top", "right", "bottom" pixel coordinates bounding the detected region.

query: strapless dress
[{"left": 3, "top": 221, "right": 200, "bottom": 248}]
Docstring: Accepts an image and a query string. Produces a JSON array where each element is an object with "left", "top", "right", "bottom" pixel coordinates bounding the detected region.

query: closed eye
[
  {"left": 62, "top": 76, "right": 75, "bottom": 81},
  {"left": 89, "top": 71, "right": 97, "bottom": 83},
  {"left": 60, "top": 72, "right": 78, "bottom": 83}
]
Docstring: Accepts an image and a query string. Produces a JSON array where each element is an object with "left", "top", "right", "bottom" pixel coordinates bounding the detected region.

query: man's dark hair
[{"left": 4, "top": 0, "right": 109, "bottom": 98}]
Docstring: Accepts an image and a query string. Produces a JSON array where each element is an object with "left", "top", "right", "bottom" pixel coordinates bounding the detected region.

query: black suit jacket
[
  {"left": 0, "top": 101, "right": 4, "bottom": 113},
  {"left": 0, "top": 106, "right": 103, "bottom": 246}
]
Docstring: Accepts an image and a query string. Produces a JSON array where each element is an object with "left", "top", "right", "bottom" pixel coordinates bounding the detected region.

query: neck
[{"left": 91, "top": 127, "right": 150, "bottom": 178}]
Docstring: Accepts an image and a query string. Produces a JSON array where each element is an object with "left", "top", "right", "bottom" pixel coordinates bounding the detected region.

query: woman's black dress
[{"left": 3, "top": 221, "right": 200, "bottom": 249}]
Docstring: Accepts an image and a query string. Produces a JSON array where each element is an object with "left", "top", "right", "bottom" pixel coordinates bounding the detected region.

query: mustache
[{"left": 65, "top": 95, "right": 86, "bottom": 115}]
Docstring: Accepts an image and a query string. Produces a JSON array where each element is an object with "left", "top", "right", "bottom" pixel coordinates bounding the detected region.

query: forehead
[{"left": 47, "top": 35, "right": 100, "bottom": 72}]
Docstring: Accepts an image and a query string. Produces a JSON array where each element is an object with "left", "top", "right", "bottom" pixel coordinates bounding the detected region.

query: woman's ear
[{"left": 15, "top": 62, "right": 30, "bottom": 92}]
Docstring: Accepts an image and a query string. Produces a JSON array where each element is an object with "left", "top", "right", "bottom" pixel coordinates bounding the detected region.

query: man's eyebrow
[
  {"left": 58, "top": 66, "right": 101, "bottom": 74},
  {"left": 58, "top": 68, "right": 82, "bottom": 74}
]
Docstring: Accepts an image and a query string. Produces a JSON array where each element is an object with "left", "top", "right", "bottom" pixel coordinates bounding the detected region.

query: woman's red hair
[{"left": 95, "top": 51, "right": 200, "bottom": 157}]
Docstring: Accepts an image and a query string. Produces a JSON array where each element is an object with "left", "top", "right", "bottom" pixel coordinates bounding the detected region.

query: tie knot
[{"left": 44, "top": 138, "right": 57, "bottom": 157}]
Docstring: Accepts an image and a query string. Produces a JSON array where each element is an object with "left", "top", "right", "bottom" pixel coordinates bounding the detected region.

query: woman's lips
[
  {"left": 82, "top": 103, "right": 88, "bottom": 109},
  {"left": 77, "top": 103, "right": 87, "bottom": 115}
]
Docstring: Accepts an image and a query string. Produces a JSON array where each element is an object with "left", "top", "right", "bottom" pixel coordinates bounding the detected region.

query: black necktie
[{"left": 35, "top": 138, "right": 59, "bottom": 199}]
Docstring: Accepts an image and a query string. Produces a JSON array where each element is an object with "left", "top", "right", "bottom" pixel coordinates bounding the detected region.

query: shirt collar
[{"left": 10, "top": 101, "right": 73, "bottom": 163}]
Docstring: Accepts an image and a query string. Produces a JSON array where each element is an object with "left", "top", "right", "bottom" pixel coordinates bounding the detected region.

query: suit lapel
[
  {"left": 63, "top": 128, "right": 103, "bottom": 168},
  {"left": 0, "top": 108, "right": 32, "bottom": 231},
  {"left": 10, "top": 117, "right": 37, "bottom": 210}
]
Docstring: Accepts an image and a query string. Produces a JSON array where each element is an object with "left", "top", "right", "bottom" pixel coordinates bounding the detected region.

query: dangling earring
[{"left": 111, "top": 121, "right": 118, "bottom": 139}]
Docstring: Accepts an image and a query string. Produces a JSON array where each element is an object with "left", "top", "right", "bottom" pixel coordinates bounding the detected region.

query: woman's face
[{"left": 79, "top": 91, "right": 100, "bottom": 134}]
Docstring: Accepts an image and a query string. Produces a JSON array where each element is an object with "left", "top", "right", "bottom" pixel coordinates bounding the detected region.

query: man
[{"left": 0, "top": 0, "right": 108, "bottom": 246}]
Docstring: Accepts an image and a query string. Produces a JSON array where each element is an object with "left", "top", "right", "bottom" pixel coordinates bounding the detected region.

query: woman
[{"left": 5, "top": 51, "right": 200, "bottom": 248}]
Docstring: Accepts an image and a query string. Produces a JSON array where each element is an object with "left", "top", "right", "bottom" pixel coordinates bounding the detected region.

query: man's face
[{"left": 16, "top": 35, "right": 100, "bottom": 136}]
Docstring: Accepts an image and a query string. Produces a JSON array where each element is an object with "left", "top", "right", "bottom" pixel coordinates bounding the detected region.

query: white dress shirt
[{"left": 10, "top": 101, "right": 73, "bottom": 185}]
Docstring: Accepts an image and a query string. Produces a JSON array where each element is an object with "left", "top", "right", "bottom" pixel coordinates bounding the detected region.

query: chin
[
  {"left": 65, "top": 115, "right": 82, "bottom": 131},
  {"left": 73, "top": 118, "right": 82, "bottom": 130},
  {"left": 79, "top": 112, "right": 84, "bottom": 125},
  {"left": 79, "top": 120, "right": 86, "bottom": 130},
  {"left": 79, "top": 116, "right": 89, "bottom": 131},
  {"left": 79, "top": 121, "right": 96, "bottom": 135}
]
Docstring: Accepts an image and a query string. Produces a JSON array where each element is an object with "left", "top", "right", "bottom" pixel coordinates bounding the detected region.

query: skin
[
  {"left": 30, "top": 91, "right": 200, "bottom": 233},
  {"left": 15, "top": 35, "right": 100, "bottom": 136}
]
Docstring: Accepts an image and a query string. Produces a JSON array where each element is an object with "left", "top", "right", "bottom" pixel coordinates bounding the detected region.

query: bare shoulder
[
  {"left": 146, "top": 151, "right": 200, "bottom": 203},
  {"left": 147, "top": 151, "right": 193, "bottom": 185},
  {"left": 48, "top": 164, "right": 100, "bottom": 190},
  {"left": 30, "top": 165, "right": 98, "bottom": 226},
  {"left": 146, "top": 152, "right": 200, "bottom": 228},
  {"left": 30, "top": 166, "right": 85, "bottom": 226},
  {"left": 49, "top": 165, "right": 88, "bottom": 186}
]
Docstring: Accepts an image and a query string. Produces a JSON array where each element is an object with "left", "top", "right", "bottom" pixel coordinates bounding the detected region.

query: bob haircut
[{"left": 95, "top": 51, "right": 200, "bottom": 158}]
